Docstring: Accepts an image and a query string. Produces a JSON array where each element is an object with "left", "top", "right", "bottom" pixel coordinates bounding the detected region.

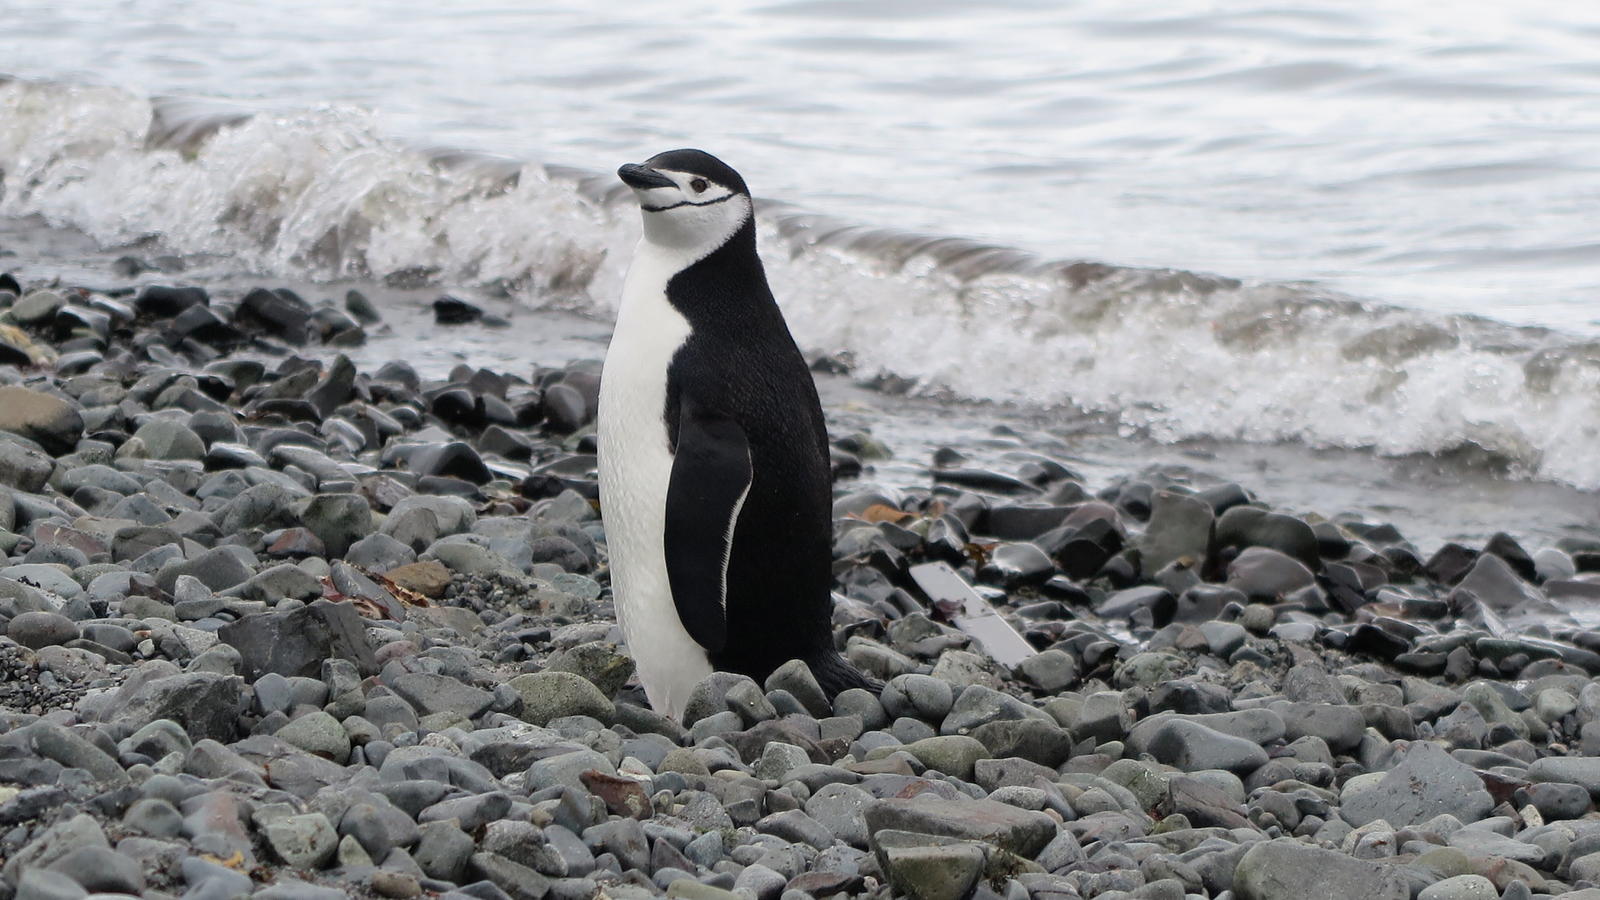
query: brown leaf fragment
[
  {"left": 579, "top": 769, "right": 653, "bottom": 820},
  {"left": 856, "top": 503, "right": 914, "bottom": 524}
]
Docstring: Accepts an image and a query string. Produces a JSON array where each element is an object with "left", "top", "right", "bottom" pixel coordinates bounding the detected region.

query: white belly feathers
[{"left": 597, "top": 243, "right": 712, "bottom": 720}]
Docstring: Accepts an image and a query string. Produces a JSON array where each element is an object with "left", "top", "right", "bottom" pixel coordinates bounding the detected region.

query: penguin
[{"left": 598, "top": 148, "right": 878, "bottom": 720}]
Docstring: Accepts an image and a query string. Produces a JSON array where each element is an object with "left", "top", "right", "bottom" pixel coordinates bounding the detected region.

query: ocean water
[{"left": 2, "top": 0, "right": 1600, "bottom": 491}]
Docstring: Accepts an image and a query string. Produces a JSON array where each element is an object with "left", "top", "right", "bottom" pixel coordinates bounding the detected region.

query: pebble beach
[{"left": 0, "top": 262, "right": 1598, "bottom": 900}]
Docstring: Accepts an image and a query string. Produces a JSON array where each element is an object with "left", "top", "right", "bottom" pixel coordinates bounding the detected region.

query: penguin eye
[{"left": 690, "top": 178, "right": 708, "bottom": 193}]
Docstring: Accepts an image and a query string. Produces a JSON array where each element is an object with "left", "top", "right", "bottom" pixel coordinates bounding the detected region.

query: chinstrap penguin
[{"left": 598, "top": 148, "right": 879, "bottom": 720}]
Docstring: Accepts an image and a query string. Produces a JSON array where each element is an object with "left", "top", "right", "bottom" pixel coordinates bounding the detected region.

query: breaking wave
[{"left": 2, "top": 77, "right": 1598, "bottom": 488}]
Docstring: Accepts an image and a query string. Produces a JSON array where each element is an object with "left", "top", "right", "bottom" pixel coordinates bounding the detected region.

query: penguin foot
[{"left": 808, "top": 651, "right": 883, "bottom": 698}]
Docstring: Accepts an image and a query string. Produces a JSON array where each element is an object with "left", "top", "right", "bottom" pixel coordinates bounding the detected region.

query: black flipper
[{"left": 665, "top": 401, "right": 752, "bottom": 654}]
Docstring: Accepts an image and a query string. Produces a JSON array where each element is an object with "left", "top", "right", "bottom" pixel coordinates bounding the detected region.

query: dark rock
[
  {"left": 1225, "top": 546, "right": 1316, "bottom": 600},
  {"left": 89, "top": 671, "right": 242, "bottom": 742},
  {"left": 433, "top": 295, "right": 483, "bottom": 325},
  {"left": 136, "top": 285, "right": 209, "bottom": 316},
  {"left": 1096, "top": 585, "right": 1175, "bottom": 626},
  {"left": 237, "top": 287, "right": 313, "bottom": 343},
  {"left": 301, "top": 492, "right": 373, "bottom": 557},
  {"left": 1484, "top": 532, "right": 1537, "bottom": 581},
  {"left": 170, "top": 304, "right": 244, "bottom": 346},
  {"left": 978, "top": 542, "right": 1055, "bottom": 588},
  {"left": 1211, "top": 506, "right": 1320, "bottom": 574},
  {"left": 1426, "top": 543, "right": 1479, "bottom": 585},
  {"left": 542, "top": 383, "right": 587, "bottom": 433},
  {"left": 407, "top": 442, "right": 491, "bottom": 484},
  {"left": 219, "top": 599, "right": 379, "bottom": 680}
]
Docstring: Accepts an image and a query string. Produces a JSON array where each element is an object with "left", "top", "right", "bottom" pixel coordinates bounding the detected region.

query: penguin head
[{"left": 618, "top": 149, "right": 753, "bottom": 254}]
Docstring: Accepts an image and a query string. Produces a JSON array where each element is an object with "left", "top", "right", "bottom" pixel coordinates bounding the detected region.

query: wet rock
[
  {"left": 1455, "top": 553, "right": 1545, "bottom": 612},
  {"left": 1226, "top": 546, "right": 1316, "bottom": 600},
  {"left": 10, "top": 289, "right": 64, "bottom": 324},
  {"left": 433, "top": 295, "right": 483, "bottom": 325},
  {"left": 1212, "top": 506, "right": 1320, "bottom": 573},
  {"left": 136, "top": 284, "right": 209, "bottom": 316},
  {"left": 406, "top": 441, "right": 491, "bottom": 484},
  {"left": 237, "top": 287, "right": 313, "bottom": 343},
  {"left": 1139, "top": 489, "right": 1213, "bottom": 578}
]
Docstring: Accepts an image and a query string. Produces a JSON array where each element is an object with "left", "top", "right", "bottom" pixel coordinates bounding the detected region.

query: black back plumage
[{"left": 660, "top": 216, "right": 869, "bottom": 694}]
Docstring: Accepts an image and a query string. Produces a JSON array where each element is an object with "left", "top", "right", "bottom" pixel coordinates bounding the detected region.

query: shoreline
[{"left": 4, "top": 211, "right": 1596, "bottom": 554}]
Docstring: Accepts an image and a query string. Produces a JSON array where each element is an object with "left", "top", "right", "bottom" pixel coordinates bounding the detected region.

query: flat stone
[
  {"left": 391, "top": 672, "right": 494, "bottom": 720},
  {"left": 2, "top": 812, "right": 107, "bottom": 883},
  {"left": 1344, "top": 736, "right": 1491, "bottom": 826},
  {"left": 20, "top": 721, "right": 128, "bottom": 786},
  {"left": 1234, "top": 837, "right": 1408, "bottom": 900},
  {"left": 382, "top": 560, "right": 452, "bottom": 598},
  {"left": 129, "top": 418, "right": 205, "bottom": 460},
  {"left": 1271, "top": 701, "right": 1365, "bottom": 752},
  {"left": 805, "top": 782, "right": 874, "bottom": 849},
  {"left": 1528, "top": 756, "right": 1600, "bottom": 797},
  {"left": 1417, "top": 874, "right": 1499, "bottom": 900},
  {"left": 864, "top": 794, "right": 1057, "bottom": 857},
  {"left": 1226, "top": 546, "right": 1316, "bottom": 600}
]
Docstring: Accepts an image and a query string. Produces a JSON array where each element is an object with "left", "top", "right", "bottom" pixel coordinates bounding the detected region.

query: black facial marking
[
  {"left": 642, "top": 149, "right": 750, "bottom": 196},
  {"left": 640, "top": 192, "right": 740, "bottom": 214}
]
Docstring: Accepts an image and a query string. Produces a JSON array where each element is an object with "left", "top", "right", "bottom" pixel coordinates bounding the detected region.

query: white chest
[{"left": 597, "top": 242, "right": 711, "bottom": 719}]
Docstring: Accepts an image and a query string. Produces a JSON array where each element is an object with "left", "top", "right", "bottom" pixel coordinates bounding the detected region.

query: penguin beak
[{"left": 618, "top": 164, "right": 676, "bottom": 190}]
